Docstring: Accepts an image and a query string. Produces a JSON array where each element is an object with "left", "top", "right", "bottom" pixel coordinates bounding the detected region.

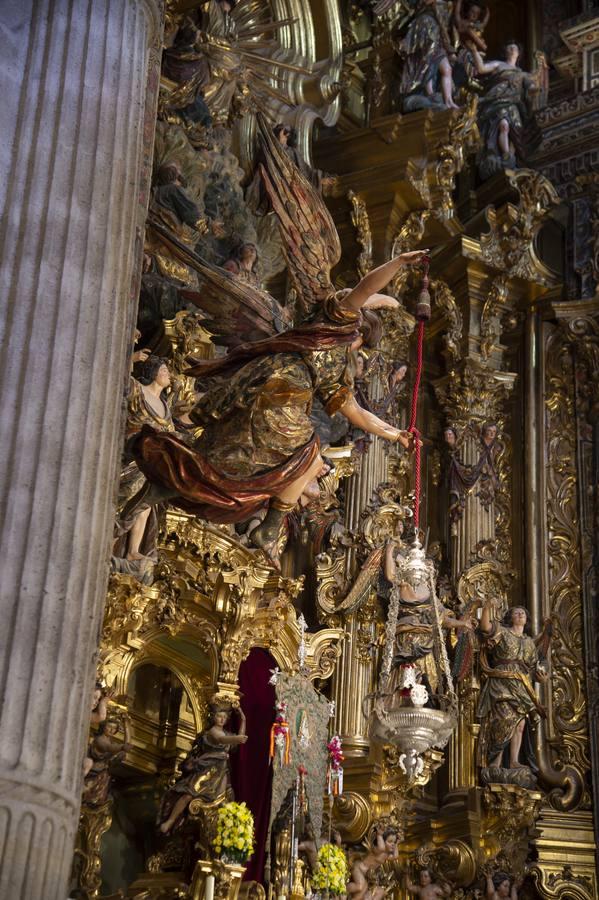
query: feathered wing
[
  {"left": 337, "top": 548, "right": 384, "bottom": 614},
  {"left": 256, "top": 113, "right": 341, "bottom": 319},
  {"left": 147, "top": 218, "right": 287, "bottom": 347}
]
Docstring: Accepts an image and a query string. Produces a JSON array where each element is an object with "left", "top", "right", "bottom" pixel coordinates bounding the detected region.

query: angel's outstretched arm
[
  {"left": 342, "top": 251, "right": 428, "bottom": 312},
  {"left": 338, "top": 396, "right": 411, "bottom": 447}
]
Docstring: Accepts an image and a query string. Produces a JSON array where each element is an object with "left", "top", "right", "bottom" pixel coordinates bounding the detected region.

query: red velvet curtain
[{"left": 230, "top": 647, "right": 276, "bottom": 884}]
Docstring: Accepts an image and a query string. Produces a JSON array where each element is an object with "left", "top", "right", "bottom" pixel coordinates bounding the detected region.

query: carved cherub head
[
  {"left": 382, "top": 827, "right": 399, "bottom": 854},
  {"left": 493, "top": 872, "right": 513, "bottom": 897},
  {"left": 418, "top": 868, "right": 433, "bottom": 886},
  {"left": 444, "top": 426, "right": 458, "bottom": 448},
  {"left": 464, "top": 0, "right": 485, "bottom": 22}
]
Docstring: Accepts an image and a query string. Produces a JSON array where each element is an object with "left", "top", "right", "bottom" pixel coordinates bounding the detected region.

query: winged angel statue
[{"left": 123, "top": 116, "right": 427, "bottom": 565}]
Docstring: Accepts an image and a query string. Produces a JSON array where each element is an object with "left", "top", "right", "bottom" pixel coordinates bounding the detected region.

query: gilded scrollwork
[
  {"left": 479, "top": 169, "right": 559, "bottom": 284},
  {"left": 431, "top": 279, "right": 463, "bottom": 361},
  {"left": 480, "top": 277, "right": 509, "bottom": 361},
  {"left": 433, "top": 96, "right": 479, "bottom": 219},
  {"left": 543, "top": 327, "right": 590, "bottom": 809},
  {"left": 73, "top": 802, "right": 114, "bottom": 899},
  {"left": 348, "top": 189, "right": 373, "bottom": 279}
]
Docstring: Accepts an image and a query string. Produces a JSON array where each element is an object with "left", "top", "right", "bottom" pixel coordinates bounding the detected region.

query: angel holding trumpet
[{"left": 123, "top": 116, "right": 428, "bottom": 565}]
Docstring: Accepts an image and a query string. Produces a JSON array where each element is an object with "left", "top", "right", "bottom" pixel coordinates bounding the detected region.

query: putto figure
[
  {"left": 124, "top": 116, "right": 427, "bottom": 566},
  {"left": 485, "top": 871, "right": 522, "bottom": 900},
  {"left": 406, "top": 867, "right": 452, "bottom": 899},
  {"left": 347, "top": 826, "right": 400, "bottom": 900}
]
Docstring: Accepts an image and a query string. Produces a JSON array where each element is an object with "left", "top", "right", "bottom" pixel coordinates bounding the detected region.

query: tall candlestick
[{"left": 205, "top": 873, "right": 215, "bottom": 900}]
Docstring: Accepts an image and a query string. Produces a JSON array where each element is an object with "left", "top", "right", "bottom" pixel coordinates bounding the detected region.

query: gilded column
[
  {"left": 434, "top": 360, "right": 516, "bottom": 792},
  {"left": 0, "top": 1, "right": 162, "bottom": 897},
  {"left": 434, "top": 361, "right": 517, "bottom": 577}
]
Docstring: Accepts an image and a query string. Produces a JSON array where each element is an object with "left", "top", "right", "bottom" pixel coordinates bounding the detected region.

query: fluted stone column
[{"left": 0, "top": 1, "right": 162, "bottom": 897}]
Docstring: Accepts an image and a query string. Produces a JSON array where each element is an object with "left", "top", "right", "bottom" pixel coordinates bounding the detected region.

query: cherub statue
[
  {"left": 123, "top": 115, "right": 427, "bottom": 567},
  {"left": 83, "top": 713, "right": 131, "bottom": 807},
  {"left": 485, "top": 871, "right": 521, "bottom": 900},
  {"left": 406, "top": 867, "right": 451, "bottom": 899},
  {"left": 453, "top": 0, "right": 489, "bottom": 53},
  {"left": 478, "top": 602, "right": 551, "bottom": 776},
  {"left": 347, "top": 827, "right": 400, "bottom": 900},
  {"left": 158, "top": 703, "right": 247, "bottom": 834}
]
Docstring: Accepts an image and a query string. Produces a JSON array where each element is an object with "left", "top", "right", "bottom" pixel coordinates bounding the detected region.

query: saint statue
[
  {"left": 83, "top": 714, "right": 131, "bottom": 808},
  {"left": 477, "top": 601, "right": 551, "bottom": 780},
  {"left": 113, "top": 356, "right": 194, "bottom": 580},
  {"left": 158, "top": 704, "right": 247, "bottom": 834},
  {"left": 382, "top": 540, "right": 474, "bottom": 698},
  {"left": 394, "top": 0, "right": 459, "bottom": 112},
  {"left": 469, "top": 41, "right": 541, "bottom": 178}
]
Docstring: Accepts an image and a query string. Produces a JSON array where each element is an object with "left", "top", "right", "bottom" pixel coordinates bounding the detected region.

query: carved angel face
[
  {"left": 444, "top": 427, "right": 457, "bottom": 447},
  {"left": 510, "top": 607, "right": 527, "bottom": 627},
  {"left": 155, "top": 364, "right": 171, "bottom": 389},
  {"left": 482, "top": 423, "right": 497, "bottom": 445},
  {"left": 384, "top": 832, "right": 397, "bottom": 852},
  {"left": 419, "top": 870, "right": 432, "bottom": 886},
  {"left": 497, "top": 880, "right": 511, "bottom": 898},
  {"left": 213, "top": 710, "right": 229, "bottom": 727}
]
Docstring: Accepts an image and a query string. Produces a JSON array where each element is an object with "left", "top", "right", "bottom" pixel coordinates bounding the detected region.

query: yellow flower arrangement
[
  {"left": 213, "top": 801, "right": 255, "bottom": 865},
  {"left": 311, "top": 843, "right": 348, "bottom": 895}
]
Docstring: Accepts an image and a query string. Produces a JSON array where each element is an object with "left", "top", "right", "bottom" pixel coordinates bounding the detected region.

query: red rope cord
[
  {"left": 408, "top": 320, "right": 424, "bottom": 529},
  {"left": 407, "top": 260, "right": 429, "bottom": 531}
]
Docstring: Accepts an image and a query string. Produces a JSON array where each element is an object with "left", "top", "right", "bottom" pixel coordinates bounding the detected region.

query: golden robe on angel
[{"left": 127, "top": 116, "right": 427, "bottom": 562}]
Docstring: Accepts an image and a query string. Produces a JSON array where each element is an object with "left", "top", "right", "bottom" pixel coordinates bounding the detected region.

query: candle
[{"left": 205, "top": 874, "right": 215, "bottom": 900}]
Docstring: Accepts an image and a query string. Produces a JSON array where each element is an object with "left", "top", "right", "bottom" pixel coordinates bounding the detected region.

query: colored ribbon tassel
[
  {"left": 269, "top": 700, "right": 291, "bottom": 766},
  {"left": 326, "top": 734, "right": 344, "bottom": 795},
  {"left": 327, "top": 764, "right": 344, "bottom": 796}
]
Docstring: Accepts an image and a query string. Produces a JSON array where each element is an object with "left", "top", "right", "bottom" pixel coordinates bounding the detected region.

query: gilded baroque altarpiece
[{"left": 72, "top": 1, "right": 599, "bottom": 898}]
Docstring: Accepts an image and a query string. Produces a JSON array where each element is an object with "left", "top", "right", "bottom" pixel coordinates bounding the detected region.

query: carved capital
[{"left": 434, "top": 360, "right": 517, "bottom": 427}]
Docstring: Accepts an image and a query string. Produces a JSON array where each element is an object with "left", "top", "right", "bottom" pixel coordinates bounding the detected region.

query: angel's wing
[
  {"left": 255, "top": 113, "right": 341, "bottom": 319},
  {"left": 371, "top": 0, "right": 402, "bottom": 14},
  {"left": 336, "top": 548, "right": 384, "bottom": 614},
  {"left": 147, "top": 218, "right": 288, "bottom": 347}
]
